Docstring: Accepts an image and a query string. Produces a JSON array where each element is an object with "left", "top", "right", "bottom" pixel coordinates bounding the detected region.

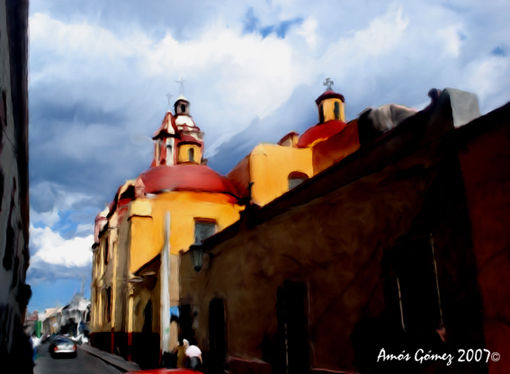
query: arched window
[
  {"left": 188, "top": 147, "right": 195, "bottom": 162},
  {"left": 288, "top": 171, "right": 308, "bottom": 190},
  {"left": 334, "top": 101, "right": 340, "bottom": 120}
]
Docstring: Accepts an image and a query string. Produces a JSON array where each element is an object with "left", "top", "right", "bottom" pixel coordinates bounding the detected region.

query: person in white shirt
[{"left": 183, "top": 339, "right": 202, "bottom": 370}]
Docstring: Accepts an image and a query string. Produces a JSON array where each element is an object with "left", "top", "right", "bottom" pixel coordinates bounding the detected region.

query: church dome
[
  {"left": 297, "top": 119, "right": 347, "bottom": 148},
  {"left": 139, "top": 164, "right": 239, "bottom": 201}
]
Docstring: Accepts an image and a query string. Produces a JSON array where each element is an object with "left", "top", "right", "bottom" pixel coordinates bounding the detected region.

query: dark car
[{"left": 49, "top": 336, "right": 77, "bottom": 358}]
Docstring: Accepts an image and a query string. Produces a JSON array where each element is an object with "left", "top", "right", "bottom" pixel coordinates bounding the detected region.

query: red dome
[
  {"left": 139, "top": 164, "right": 239, "bottom": 200},
  {"left": 297, "top": 119, "right": 347, "bottom": 148},
  {"left": 315, "top": 90, "right": 345, "bottom": 104}
]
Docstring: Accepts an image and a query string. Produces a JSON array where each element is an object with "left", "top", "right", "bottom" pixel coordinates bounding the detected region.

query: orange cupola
[{"left": 298, "top": 78, "right": 347, "bottom": 148}]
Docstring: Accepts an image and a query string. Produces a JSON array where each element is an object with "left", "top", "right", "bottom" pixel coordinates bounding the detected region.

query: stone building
[
  {"left": 0, "top": 0, "right": 32, "bottom": 372},
  {"left": 180, "top": 89, "right": 510, "bottom": 374}
]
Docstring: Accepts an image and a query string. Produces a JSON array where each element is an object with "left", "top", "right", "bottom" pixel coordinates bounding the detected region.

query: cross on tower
[
  {"left": 176, "top": 76, "right": 185, "bottom": 95},
  {"left": 323, "top": 77, "right": 334, "bottom": 90}
]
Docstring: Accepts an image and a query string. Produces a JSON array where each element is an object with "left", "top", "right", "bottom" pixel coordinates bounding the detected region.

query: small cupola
[
  {"left": 174, "top": 95, "right": 190, "bottom": 115},
  {"left": 316, "top": 78, "right": 345, "bottom": 123}
]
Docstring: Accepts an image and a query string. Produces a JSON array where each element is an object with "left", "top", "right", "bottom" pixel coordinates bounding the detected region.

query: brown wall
[
  {"left": 179, "top": 93, "right": 499, "bottom": 373},
  {"left": 182, "top": 143, "right": 485, "bottom": 372},
  {"left": 458, "top": 103, "right": 510, "bottom": 374}
]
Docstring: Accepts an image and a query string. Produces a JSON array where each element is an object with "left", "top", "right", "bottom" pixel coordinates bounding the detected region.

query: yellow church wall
[
  {"left": 321, "top": 98, "right": 345, "bottom": 122},
  {"left": 113, "top": 212, "right": 132, "bottom": 332},
  {"left": 129, "top": 191, "right": 242, "bottom": 274},
  {"left": 249, "top": 144, "right": 313, "bottom": 206}
]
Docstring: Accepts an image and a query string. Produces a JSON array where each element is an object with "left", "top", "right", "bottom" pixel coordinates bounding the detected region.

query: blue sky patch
[
  {"left": 243, "top": 7, "right": 259, "bottom": 34},
  {"left": 491, "top": 46, "right": 507, "bottom": 57},
  {"left": 242, "top": 7, "right": 303, "bottom": 39}
]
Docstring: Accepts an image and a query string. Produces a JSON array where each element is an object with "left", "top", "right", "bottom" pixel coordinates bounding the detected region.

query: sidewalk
[{"left": 80, "top": 343, "right": 141, "bottom": 372}]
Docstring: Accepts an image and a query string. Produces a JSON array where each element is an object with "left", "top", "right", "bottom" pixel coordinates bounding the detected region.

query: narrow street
[{"left": 34, "top": 342, "right": 123, "bottom": 374}]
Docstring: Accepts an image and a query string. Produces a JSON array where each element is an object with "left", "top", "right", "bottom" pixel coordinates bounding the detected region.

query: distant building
[
  {"left": 0, "top": 0, "right": 31, "bottom": 372},
  {"left": 23, "top": 311, "right": 39, "bottom": 337},
  {"left": 40, "top": 307, "right": 62, "bottom": 336},
  {"left": 61, "top": 293, "right": 90, "bottom": 336}
]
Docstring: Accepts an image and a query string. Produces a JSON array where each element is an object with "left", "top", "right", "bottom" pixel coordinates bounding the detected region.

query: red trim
[
  {"left": 110, "top": 330, "right": 114, "bottom": 353},
  {"left": 152, "top": 112, "right": 178, "bottom": 139},
  {"left": 127, "top": 332, "right": 133, "bottom": 361}
]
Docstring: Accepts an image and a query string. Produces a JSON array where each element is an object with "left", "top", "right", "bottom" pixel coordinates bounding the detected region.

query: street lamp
[
  {"left": 128, "top": 276, "right": 144, "bottom": 284},
  {"left": 189, "top": 244, "right": 204, "bottom": 272}
]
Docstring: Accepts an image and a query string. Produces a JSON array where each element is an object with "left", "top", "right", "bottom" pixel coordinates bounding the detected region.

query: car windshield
[{"left": 55, "top": 338, "right": 72, "bottom": 344}]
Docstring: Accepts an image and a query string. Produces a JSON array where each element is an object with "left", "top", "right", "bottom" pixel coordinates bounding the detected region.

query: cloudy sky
[{"left": 27, "top": 0, "right": 510, "bottom": 311}]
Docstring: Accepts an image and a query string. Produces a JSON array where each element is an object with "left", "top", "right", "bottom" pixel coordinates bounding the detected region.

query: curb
[{"left": 79, "top": 343, "right": 141, "bottom": 372}]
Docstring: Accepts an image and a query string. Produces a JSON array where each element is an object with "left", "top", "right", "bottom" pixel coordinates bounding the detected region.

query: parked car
[{"left": 49, "top": 336, "right": 77, "bottom": 358}]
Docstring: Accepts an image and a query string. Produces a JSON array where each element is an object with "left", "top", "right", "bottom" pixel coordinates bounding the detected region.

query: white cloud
[
  {"left": 30, "top": 225, "right": 93, "bottom": 268},
  {"left": 464, "top": 55, "right": 510, "bottom": 110},
  {"left": 296, "top": 17, "right": 318, "bottom": 49},
  {"left": 28, "top": 1, "right": 510, "bottom": 248},
  {"left": 29, "top": 2, "right": 510, "bottom": 160},
  {"left": 437, "top": 25, "right": 463, "bottom": 57}
]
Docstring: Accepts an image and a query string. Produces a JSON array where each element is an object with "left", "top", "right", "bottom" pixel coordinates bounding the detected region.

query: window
[
  {"left": 276, "top": 281, "right": 310, "bottom": 373},
  {"left": 334, "top": 101, "right": 340, "bottom": 120},
  {"left": 288, "top": 172, "right": 308, "bottom": 190},
  {"left": 104, "top": 237, "right": 109, "bottom": 265},
  {"left": 209, "top": 298, "right": 226, "bottom": 371},
  {"left": 188, "top": 147, "right": 195, "bottom": 162},
  {"left": 180, "top": 104, "right": 186, "bottom": 113},
  {"left": 319, "top": 103, "right": 324, "bottom": 123},
  {"left": 390, "top": 234, "right": 441, "bottom": 335},
  {"left": 106, "top": 287, "right": 112, "bottom": 322},
  {"left": 143, "top": 300, "right": 153, "bottom": 333},
  {"left": 194, "top": 220, "right": 216, "bottom": 244}
]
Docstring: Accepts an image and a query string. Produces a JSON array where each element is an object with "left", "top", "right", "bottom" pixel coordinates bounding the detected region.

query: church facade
[{"left": 91, "top": 84, "right": 510, "bottom": 373}]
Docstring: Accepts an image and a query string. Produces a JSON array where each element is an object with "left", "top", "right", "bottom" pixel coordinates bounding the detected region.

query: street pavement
[{"left": 34, "top": 342, "right": 124, "bottom": 374}]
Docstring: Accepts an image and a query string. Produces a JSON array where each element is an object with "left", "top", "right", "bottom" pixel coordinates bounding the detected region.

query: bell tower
[
  {"left": 316, "top": 78, "right": 345, "bottom": 123},
  {"left": 151, "top": 93, "right": 205, "bottom": 168}
]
